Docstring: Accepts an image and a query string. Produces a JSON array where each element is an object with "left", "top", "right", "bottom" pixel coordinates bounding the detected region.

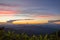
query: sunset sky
[{"left": 0, "top": 0, "right": 60, "bottom": 24}]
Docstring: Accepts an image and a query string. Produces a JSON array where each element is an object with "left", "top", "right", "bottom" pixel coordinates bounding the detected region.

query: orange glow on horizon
[{"left": 12, "top": 20, "right": 48, "bottom": 24}]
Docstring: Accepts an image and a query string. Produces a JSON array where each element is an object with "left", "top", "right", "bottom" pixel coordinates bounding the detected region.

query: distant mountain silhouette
[{"left": 1, "top": 23, "right": 60, "bottom": 35}]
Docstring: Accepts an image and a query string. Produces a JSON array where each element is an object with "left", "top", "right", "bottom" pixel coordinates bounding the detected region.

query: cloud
[
  {"left": 0, "top": 10, "right": 17, "bottom": 16},
  {"left": 34, "top": 15, "right": 53, "bottom": 18},
  {"left": 53, "top": 22, "right": 60, "bottom": 24},
  {"left": 0, "top": 3, "right": 19, "bottom": 7},
  {"left": 48, "top": 20, "right": 60, "bottom": 23},
  {"left": 49, "top": 20, "right": 60, "bottom": 24},
  {"left": 21, "top": 7, "right": 48, "bottom": 14},
  {"left": 21, "top": 7, "right": 58, "bottom": 16}
]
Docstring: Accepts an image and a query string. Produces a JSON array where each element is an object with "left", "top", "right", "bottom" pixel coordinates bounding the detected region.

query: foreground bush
[{"left": 0, "top": 30, "right": 60, "bottom": 40}]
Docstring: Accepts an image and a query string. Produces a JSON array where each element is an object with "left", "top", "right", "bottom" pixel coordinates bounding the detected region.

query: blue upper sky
[{"left": 0, "top": 0, "right": 60, "bottom": 21}]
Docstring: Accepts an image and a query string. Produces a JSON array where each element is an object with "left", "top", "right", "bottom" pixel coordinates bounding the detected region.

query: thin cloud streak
[{"left": 0, "top": 3, "right": 19, "bottom": 7}]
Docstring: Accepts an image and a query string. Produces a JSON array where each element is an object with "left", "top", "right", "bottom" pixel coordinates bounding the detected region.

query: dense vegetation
[{"left": 0, "top": 27, "right": 60, "bottom": 40}]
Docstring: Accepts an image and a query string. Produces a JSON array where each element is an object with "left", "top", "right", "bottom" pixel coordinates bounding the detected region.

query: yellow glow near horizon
[
  {"left": 0, "top": 20, "right": 7, "bottom": 22},
  {"left": 12, "top": 20, "right": 48, "bottom": 24}
]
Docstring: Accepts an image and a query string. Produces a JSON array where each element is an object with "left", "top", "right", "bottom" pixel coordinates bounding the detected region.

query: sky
[{"left": 0, "top": 0, "right": 60, "bottom": 24}]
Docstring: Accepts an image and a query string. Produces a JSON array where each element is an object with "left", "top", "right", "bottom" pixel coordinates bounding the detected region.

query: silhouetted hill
[{"left": 0, "top": 23, "right": 60, "bottom": 35}]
